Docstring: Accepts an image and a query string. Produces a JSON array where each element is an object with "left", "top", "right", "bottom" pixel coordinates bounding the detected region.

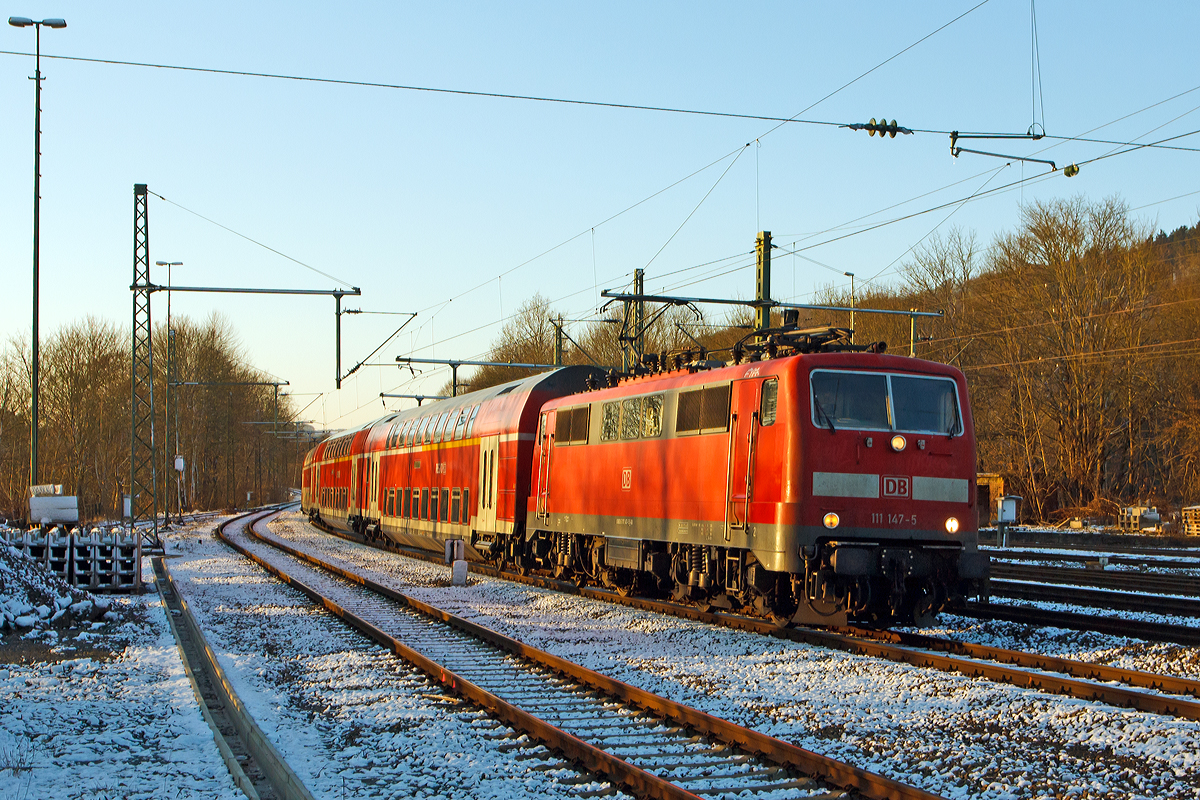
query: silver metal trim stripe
[
  {"left": 812, "top": 472, "right": 880, "bottom": 499},
  {"left": 912, "top": 476, "right": 969, "bottom": 503}
]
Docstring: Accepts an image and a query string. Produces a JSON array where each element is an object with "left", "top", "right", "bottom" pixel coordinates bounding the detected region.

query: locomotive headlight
[
  {"left": 945, "top": 517, "right": 960, "bottom": 534},
  {"left": 890, "top": 434, "right": 907, "bottom": 452},
  {"left": 823, "top": 512, "right": 840, "bottom": 529}
]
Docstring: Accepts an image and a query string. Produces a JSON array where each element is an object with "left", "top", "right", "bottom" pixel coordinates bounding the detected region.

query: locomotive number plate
[{"left": 872, "top": 512, "right": 918, "bottom": 526}]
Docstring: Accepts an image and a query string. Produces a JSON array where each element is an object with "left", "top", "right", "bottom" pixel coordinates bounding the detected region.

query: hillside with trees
[
  {"left": 0, "top": 313, "right": 303, "bottom": 522},
  {"left": 460, "top": 196, "right": 1200, "bottom": 522}
]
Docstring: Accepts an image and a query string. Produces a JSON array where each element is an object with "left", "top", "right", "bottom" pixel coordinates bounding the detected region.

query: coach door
[
  {"left": 725, "top": 379, "right": 760, "bottom": 539},
  {"left": 368, "top": 457, "right": 379, "bottom": 519},
  {"left": 477, "top": 435, "right": 500, "bottom": 532},
  {"left": 534, "top": 411, "right": 554, "bottom": 521}
]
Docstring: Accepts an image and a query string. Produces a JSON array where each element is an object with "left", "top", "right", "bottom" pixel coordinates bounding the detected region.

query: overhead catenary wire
[
  {"left": 65, "top": 6, "right": 1190, "bottom": 424},
  {"left": 641, "top": 144, "right": 751, "bottom": 272},
  {"left": 147, "top": 190, "right": 357, "bottom": 287}
]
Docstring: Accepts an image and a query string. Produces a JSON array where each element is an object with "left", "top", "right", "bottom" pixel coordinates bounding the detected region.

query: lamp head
[
  {"left": 42, "top": 18, "right": 66, "bottom": 28},
  {"left": 8, "top": 17, "right": 34, "bottom": 27}
]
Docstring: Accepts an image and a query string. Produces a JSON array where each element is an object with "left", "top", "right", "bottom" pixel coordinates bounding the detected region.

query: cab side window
[{"left": 761, "top": 379, "right": 778, "bottom": 426}]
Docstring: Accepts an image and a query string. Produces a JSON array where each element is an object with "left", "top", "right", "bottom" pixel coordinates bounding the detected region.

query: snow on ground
[
  {"left": 266, "top": 512, "right": 1200, "bottom": 800},
  {"left": 165, "top": 521, "right": 620, "bottom": 800},
  {"left": 0, "top": 529, "right": 241, "bottom": 800}
]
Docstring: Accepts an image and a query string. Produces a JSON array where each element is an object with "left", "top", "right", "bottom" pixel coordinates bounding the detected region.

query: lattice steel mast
[{"left": 130, "top": 183, "right": 159, "bottom": 549}]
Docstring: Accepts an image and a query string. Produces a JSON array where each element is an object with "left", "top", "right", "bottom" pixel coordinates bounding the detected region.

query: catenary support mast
[{"left": 130, "top": 184, "right": 159, "bottom": 549}]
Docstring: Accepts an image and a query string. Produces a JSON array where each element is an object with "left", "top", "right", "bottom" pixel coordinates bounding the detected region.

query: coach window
[
  {"left": 453, "top": 409, "right": 468, "bottom": 440},
  {"left": 430, "top": 488, "right": 440, "bottom": 522},
  {"left": 761, "top": 378, "right": 778, "bottom": 426},
  {"left": 465, "top": 404, "right": 481, "bottom": 438},
  {"left": 642, "top": 395, "right": 663, "bottom": 438},
  {"left": 621, "top": 397, "right": 643, "bottom": 440},
  {"left": 451, "top": 488, "right": 462, "bottom": 523},
  {"left": 420, "top": 488, "right": 430, "bottom": 520},
  {"left": 461, "top": 488, "right": 470, "bottom": 523},
  {"left": 440, "top": 488, "right": 450, "bottom": 522},
  {"left": 601, "top": 402, "right": 620, "bottom": 441}
]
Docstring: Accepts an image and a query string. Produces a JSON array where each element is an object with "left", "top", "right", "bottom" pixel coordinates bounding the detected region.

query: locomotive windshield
[{"left": 810, "top": 370, "right": 962, "bottom": 435}]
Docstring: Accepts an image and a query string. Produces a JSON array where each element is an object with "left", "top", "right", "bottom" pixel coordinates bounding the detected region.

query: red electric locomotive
[{"left": 302, "top": 327, "right": 987, "bottom": 626}]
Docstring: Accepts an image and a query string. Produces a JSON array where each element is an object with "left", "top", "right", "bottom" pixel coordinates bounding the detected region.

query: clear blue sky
[{"left": 2, "top": 1, "right": 1198, "bottom": 431}]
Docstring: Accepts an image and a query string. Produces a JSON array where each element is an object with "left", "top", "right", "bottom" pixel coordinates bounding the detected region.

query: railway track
[
  {"left": 293, "top": 515, "right": 1200, "bottom": 721},
  {"left": 224, "top": 509, "right": 938, "bottom": 800},
  {"left": 985, "top": 548, "right": 1200, "bottom": 571},
  {"left": 990, "top": 561, "right": 1200, "bottom": 597},
  {"left": 964, "top": 601, "right": 1200, "bottom": 648},
  {"left": 981, "top": 538, "right": 1200, "bottom": 558},
  {"left": 989, "top": 578, "right": 1200, "bottom": 618}
]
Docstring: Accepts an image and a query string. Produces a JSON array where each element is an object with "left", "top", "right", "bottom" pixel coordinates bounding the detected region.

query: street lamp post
[
  {"left": 155, "top": 260, "right": 182, "bottom": 524},
  {"left": 9, "top": 15, "right": 66, "bottom": 492}
]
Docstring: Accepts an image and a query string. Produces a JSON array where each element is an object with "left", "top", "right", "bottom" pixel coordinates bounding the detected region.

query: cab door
[
  {"left": 534, "top": 411, "right": 554, "bottom": 521},
  {"left": 726, "top": 379, "right": 761, "bottom": 538}
]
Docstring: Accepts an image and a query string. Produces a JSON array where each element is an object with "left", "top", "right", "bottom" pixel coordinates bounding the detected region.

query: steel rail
[
  {"left": 218, "top": 519, "right": 674, "bottom": 800},
  {"left": 305, "top": 520, "right": 1200, "bottom": 720},
  {"left": 964, "top": 601, "right": 1200, "bottom": 648},
  {"left": 232, "top": 514, "right": 942, "bottom": 800},
  {"left": 986, "top": 550, "right": 1200, "bottom": 571},
  {"left": 990, "top": 579, "right": 1200, "bottom": 617},
  {"left": 990, "top": 562, "right": 1200, "bottom": 597},
  {"left": 981, "top": 539, "right": 1200, "bottom": 557}
]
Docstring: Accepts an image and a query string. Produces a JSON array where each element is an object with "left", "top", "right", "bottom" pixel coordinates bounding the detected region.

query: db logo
[
  {"left": 882, "top": 476, "right": 910, "bottom": 497},
  {"left": 621, "top": 468, "right": 632, "bottom": 491}
]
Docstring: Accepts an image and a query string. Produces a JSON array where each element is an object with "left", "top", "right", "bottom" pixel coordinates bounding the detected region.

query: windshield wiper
[{"left": 813, "top": 396, "right": 836, "bottom": 432}]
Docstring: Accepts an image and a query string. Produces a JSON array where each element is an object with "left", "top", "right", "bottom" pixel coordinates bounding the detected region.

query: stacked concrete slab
[{"left": 0, "top": 526, "right": 141, "bottom": 592}]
